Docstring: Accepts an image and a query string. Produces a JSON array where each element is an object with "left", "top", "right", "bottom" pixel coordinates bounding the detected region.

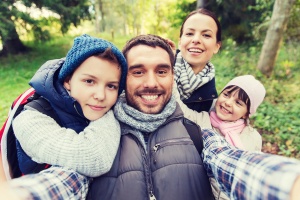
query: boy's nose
[{"left": 94, "top": 87, "right": 105, "bottom": 101}]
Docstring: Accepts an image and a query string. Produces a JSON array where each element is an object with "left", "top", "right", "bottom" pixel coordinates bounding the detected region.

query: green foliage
[{"left": 0, "top": 0, "right": 91, "bottom": 55}]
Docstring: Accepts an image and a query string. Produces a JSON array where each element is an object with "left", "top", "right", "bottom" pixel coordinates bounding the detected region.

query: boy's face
[
  {"left": 64, "top": 56, "right": 121, "bottom": 120},
  {"left": 215, "top": 89, "right": 248, "bottom": 122},
  {"left": 125, "top": 45, "right": 174, "bottom": 114}
]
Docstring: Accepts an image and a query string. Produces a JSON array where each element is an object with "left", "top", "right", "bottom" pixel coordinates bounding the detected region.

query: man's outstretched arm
[
  {"left": 0, "top": 165, "right": 90, "bottom": 200},
  {"left": 202, "top": 129, "right": 300, "bottom": 200}
]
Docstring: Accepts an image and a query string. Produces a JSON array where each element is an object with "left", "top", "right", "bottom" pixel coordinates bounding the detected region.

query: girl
[
  {"left": 174, "top": 8, "right": 222, "bottom": 112},
  {"left": 175, "top": 75, "right": 266, "bottom": 199},
  {"left": 10, "top": 34, "right": 127, "bottom": 181}
]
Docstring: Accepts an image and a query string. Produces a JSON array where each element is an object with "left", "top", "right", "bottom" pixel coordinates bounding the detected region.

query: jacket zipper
[
  {"left": 152, "top": 138, "right": 193, "bottom": 164},
  {"left": 129, "top": 133, "right": 157, "bottom": 200},
  {"left": 147, "top": 133, "right": 157, "bottom": 200}
]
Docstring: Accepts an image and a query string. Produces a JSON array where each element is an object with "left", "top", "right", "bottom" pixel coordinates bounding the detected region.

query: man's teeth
[
  {"left": 189, "top": 48, "right": 203, "bottom": 53},
  {"left": 142, "top": 95, "right": 158, "bottom": 100}
]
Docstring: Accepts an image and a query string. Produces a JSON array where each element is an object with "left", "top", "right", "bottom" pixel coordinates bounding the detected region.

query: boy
[{"left": 12, "top": 34, "right": 127, "bottom": 179}]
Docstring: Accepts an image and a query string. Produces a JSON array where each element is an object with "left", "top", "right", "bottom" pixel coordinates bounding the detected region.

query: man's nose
[{"left": 144, "top": 72, "right": 158, "bottom": 88}]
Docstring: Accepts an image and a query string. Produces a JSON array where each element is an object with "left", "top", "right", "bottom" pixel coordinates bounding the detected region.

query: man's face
[{"left": 125, "top": 45, "right": 174, "bottom": 114}]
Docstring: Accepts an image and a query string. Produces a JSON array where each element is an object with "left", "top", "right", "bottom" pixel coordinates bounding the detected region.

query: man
[
  {"left": 87, "top": 34, "right": 214, "bottom": 199},
  {"left": 1, "top": 34, "right": 300, "bottom": 200}
]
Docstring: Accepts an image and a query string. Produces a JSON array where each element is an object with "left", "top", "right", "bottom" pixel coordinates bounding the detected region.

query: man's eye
[
  {"left": 158, "top": 70, "right": 167, "bottom": 74},
  {"left": 133, "top": 71, "right": 143, "bottom": 75}
]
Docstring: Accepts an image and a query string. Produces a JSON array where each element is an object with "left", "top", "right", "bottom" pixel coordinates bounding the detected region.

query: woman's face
[{"left": 179, "top": 13, "right": 221, "bottom": 74}]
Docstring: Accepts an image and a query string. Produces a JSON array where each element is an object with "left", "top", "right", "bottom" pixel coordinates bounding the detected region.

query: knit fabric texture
[
  {"left": 210, "top": 111, "right": 246, "bottom": 150},
  {"left": 174, "top": 52, "right": 215, "bottom": 100},
  {"left": 58, "top": 34, "right": 127, "bottom": 95},
  {"left": 113, "top": 94, "right": 176, "bottom": 151},
  {"left": 114, "top": 95, "right": 176, "bottom": 133},
  {"left": 13, "top": 109, "right": 120, "bottom": 177},
  {"left": 222, "top": 75, "right": 266, "bottom": 116}
]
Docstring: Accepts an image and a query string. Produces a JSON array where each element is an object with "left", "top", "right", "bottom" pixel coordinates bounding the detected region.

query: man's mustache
[{"left": 134, "top": 88, "right": 166, "bottom": 95}]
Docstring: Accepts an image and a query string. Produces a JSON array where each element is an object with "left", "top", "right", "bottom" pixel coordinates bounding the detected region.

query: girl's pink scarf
[{"left": 210, "top": 111, "right": 246, "bottom": 150}]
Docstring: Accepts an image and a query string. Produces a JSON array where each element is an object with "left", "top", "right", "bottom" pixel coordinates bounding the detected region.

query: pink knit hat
[{"left": 222, "top": 75, "right": 266, "bottom": 116}]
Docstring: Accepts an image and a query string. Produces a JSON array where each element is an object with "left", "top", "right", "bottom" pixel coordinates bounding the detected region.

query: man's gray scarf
[
  {"left": 174, "top": 52, "right": 215, "bottom": 100},
  {"left": 114, "top": 95, "right": 176, "bottom": 133}
]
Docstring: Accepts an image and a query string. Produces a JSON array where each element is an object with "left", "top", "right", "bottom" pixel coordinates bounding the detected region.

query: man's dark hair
[{"left": 122, "top": 34, "right": 175, "bottom": 67}]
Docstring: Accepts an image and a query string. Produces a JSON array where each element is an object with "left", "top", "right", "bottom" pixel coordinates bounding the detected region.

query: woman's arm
[
  {"left": 13, "top": 109, "right": 120, "bottom": 177},
  {"left": 173, "top": 84, "right": 212, "bottom": 129}
]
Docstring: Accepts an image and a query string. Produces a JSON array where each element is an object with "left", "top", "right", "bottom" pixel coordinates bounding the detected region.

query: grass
[{"left": 1, "top": 34, "right": 299, "bottom": 159}]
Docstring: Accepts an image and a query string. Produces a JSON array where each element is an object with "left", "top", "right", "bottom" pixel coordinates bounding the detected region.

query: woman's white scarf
[{"left": 174, "top": 52, "right": 215, "bottom": 100}]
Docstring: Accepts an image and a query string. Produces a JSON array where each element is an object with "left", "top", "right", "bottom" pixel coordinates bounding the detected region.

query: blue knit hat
[{"left": 58, "top": 34, "right": 127, "bottom": 95}]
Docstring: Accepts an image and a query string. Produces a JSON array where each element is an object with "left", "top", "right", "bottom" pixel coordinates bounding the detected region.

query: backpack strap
[
  {"left": 26, "top": 96, "right": 60, "bottom": 124},
  {"left": 182, "top": 117, "right": 203, "bottom": 155}
]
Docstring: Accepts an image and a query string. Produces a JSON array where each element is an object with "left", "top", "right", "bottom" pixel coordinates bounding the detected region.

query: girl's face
[
  {"left": 64, "top": 56, "right": 121, "bottom": 121},
  {"left": 215, "top": 88, "right": 248, "bottom": 122},
  {"left": 179, "top": 13, "right": 221, "bottom": 74}
]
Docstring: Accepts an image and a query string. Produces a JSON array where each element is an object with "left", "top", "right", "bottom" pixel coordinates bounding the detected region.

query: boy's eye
[
  {"left": 85, "top": 79, "right": 94, "bottom": 84},
  {"left": 108, "top": 84, "right": 118, "bottom": 90}
]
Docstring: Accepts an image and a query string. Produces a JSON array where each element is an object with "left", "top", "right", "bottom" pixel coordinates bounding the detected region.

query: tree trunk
[
  {"left": 196, "top": 0, "right": 204, "bottom": 9},
  {"left": 257, "top": 0, "right": 295, "bottom": 77},
  {"left": 99, "top": 0, "right": 106, "bottom": 32},
  {"left": 0, "top": 22, "right": 27, "bottom": 56},
  {"left": 94, "top": 0, "right": 101, "bottom": 33}
]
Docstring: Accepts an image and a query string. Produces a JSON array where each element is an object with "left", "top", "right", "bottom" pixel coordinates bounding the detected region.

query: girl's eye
[
  {"left": 236, "top": 100, "right": 245, "bottom": 106},
  {"left": 203, "top": 34, "right": 211, "bottom": 38},
  {"left": 223, "top": 92, "right": 229, "bottom": 97}
]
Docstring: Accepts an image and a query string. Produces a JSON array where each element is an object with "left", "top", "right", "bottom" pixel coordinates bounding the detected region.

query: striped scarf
[{"left": 174, "top": 52, "right": 215, "bottom": 100}]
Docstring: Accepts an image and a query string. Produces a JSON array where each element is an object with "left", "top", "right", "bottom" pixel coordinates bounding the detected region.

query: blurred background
[{"left": 0, "top": 0, "right": 299, "bottom": 158}]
